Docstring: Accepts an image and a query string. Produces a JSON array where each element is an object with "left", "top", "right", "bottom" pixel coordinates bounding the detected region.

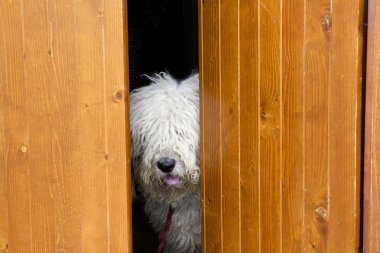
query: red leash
[{"left": 156, "top": 206, "right": 174, "bottom": 253}]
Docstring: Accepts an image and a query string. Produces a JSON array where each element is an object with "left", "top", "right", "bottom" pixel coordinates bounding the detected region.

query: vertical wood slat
[
  {"left": 281, "top": 0, "right": 304, "bottom": 251},
  {"left": 23, "top": 0, "right": 57, "bottom": 250},
  {"left": 105, "top": 0, "right": 133, "bottom": 251},
  {"left": 200, "top": 0, "right": 363, "bottom": 252},
  {"left": 328, "top": 0, "right": 363, "bottom": 251},
  {"left": 0, "top": 0, "right": 132, "bottom": 252},
  {"left": 303, "top": 0, "right": 331, "bottom": 251},
  {"left": 0, "top": 1, "right": 32, "bottom": 251},
  {"left": 239, "top": 0, "right": 260, "bottom": 251},
  {"left": 199, "top": 1, "right": 222, "bottom": 252},
  {"left": 364, "top": 0, "right": 380, "bottom": 251},
  {"left": 199, "top": 0, "right": 222, "bottom": 252},
  {"left": 259, "top": 0, "right": 282, "bottom": 251},
  {"left": 220, "top": 0, "right": 240, "bottom": 252},
  {"left": 77, "top": 0, "right": 109, "bottom": 250},
  {"left": 0, "top": 74, "right": 7, "bottom": 251}
]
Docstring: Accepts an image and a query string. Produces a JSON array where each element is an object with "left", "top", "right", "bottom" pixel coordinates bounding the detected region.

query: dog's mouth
[{"left": 164, "top": 175, "right": 181, "bottom": 186}]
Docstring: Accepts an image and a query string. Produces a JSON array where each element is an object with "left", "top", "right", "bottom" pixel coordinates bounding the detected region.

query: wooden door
[
  {"left": 0, "top": 0, "right": 132, "bottom": 252},
  {"left": 199, "top": 0, "right": 363, "bottom": 252}
]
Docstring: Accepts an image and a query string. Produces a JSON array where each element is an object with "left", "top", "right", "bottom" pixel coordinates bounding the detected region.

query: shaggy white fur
[{"left": 130, "top": 72, "right": 200, "bottom": 253}]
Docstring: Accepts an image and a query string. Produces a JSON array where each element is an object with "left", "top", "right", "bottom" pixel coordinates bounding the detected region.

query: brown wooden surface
[
  {"left": 0, "top": 88, "right": 7, "bottom": 251},
  {"left": 282, "top": 0, "right": 304, "bottom": 251},
  {"left": 199, "top": 0, "right": 222, "bottom": 251},
  {"left": 303, "top": 0, "right": 330, "bottom": 251},
  {"left": 240, "top": 0, "right": 260, "bottom": 251},
  {"left": 328, "top": 0, "right": 363, "bottom": 251},
  {"left": 220, "top": 1, "right": 240, "bottom": 252},
  {"left": 364, "top": 0, "right": 380, "bottom": 251},
  {"left": 259, "top": 0, "right": 282, "bottom": 251},
  {"left": 199, "top": 0, "right": 363, "bottom": 252},
  {"left": 0, "top": 0, "right": 132, "bottom": 252}
]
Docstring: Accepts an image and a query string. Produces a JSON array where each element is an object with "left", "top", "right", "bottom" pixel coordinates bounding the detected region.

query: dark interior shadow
[{"left": 127, "top": 0, "right": 198, "bottom": 252}]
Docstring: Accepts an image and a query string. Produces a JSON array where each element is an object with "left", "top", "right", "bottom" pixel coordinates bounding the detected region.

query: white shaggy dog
[{"left": 130, "top": 72, "right": 200, "bottom": 253}]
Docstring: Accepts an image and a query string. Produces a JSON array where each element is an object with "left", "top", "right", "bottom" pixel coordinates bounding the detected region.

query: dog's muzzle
[
  {"left": 157, "top": 157, "right": 176, "bottom": 173},
  {"left": 157, "top": 157, "right": 182, "bottom": 186}
]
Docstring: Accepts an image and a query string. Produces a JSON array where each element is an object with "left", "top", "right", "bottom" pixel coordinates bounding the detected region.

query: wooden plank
[
  {"left": 219, "top": 0, "right": 240, "bottom": 252},
  {"left": 104, "top": 0, "right": 133, "bottom": 251},
  {"left": 303, "top": 0, "right": 331, "bottom": 251},
  {"left": 364, "top": 0, "right": 380, "bottom": 251},
  {"left": 76, "top": 0, "right": 114, "bottom": 251},
  {"left": 22, "top": 0, "right": 57, "bottom": 250},
  {"left": 239, "top": 0, "right": 260, "bottom": 251},
  {"left": 328, "top": 0, "right": 363, "bottom": 251},
  {"left": 0, "top": 0, "right": 131, "bottom": 252},
  {"left": 0, "top": 1, "right": 32, "bottom": 251},
  {"left": 199, "top": 0, "right": 223, "bottom": 252},
  {"left": 0, "top": 69, "right": 8, "bottom": 251},
  {"left": 281, "top": 0, "right": 305, "bottom": 251},
  {"left": 43, "top": 1, "right": 83, "bottom": 251},
  {"left": 259, "top": 0, "right": 282, "bottom": 251}
]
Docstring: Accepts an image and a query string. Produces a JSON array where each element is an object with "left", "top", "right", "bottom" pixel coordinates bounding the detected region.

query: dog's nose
[{"left": 157, "top": 158, "right": 176, "bottom": 173}]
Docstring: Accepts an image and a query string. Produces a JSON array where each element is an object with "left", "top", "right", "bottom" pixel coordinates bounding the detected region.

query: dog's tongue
[{"left": 165, "top": 175, "right": 180, "bottom": 185}]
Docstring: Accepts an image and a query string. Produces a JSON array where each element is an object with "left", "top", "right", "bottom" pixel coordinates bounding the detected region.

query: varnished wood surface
[
  {"left": 199, "top": 0, "right": 222, "bottom": 251},
  {"left": 199, "top": 0, "right": 363, "bottom": 252},
  {"left": 0, "top": 89, "right": 7, "bottom": 251},
  {"left": 0, "top": 0, "right": 132, "bottom": 252},
  {"left": 282, "top": 0, "right": 304, "bottom": 251},
  {"left": 328, "top": 0, "right": 363, "bottom": 251},
  {"left": 303, "top": 0, "right": 330, "bottom": 251},
  {"left": 364, "top": 0, "right": 380, "bottom": 251}
]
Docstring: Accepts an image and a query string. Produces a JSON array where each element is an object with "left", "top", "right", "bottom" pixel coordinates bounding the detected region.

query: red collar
[{"left": 156, "top": 206, "right": 174, "bottom": 253}]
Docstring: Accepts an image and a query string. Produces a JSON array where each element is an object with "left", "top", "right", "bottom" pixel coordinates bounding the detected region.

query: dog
[{"left": 130, "top": 72, "right": 201, "bottom": 253}]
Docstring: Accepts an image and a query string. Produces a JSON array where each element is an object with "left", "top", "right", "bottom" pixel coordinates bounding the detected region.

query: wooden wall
[
  {"left": 364, "top": 0, "right": 380, "bottom": 251},
  {"left": 199, "top": 0, "right": 363, "bottom": 252},
  {"left": 0, "top": 0, "right": 132, "bottom": 252}
]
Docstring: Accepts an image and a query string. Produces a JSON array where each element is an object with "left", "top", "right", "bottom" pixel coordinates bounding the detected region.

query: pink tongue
[{"left": 165, "top": 175, "right": 180, "bottom": 185}]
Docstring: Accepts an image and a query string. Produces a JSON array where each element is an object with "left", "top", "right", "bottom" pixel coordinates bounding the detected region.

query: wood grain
[
  {"left": 303, "top": 0, "right": 331, "bottom": 251},
  {"left": 259, "top": 0, "right": 282, "bottom": 251},
  {"left": 364, "top": 0, "right": 380, "bottom": 251},
  {"left": 0, "top": 1, "right": 32, "bottom": 251},
  {"left": 0, "top": 0, "right": 132, "bottom": 252},
  {"left": 104, "top": 0, "right": 132, "bottom": 251},
  {"left": 328, "top": 0, "right": 363, "bottom": 251},
  {"left": 199, "top": 0, "right": 222, "bottom": 252},
  {"left": 281, "top": 0, "right": 305, "bottom": 251},
  {"left": 0, "top": 66, "right": 8, "bottom": 251},
  {"left": 220, "top": 0, "right": 240, "bottom": 252},
  {"left": 23, "top": 0, "right": 57, "bottom": 250},
  {"left": 200, "top": 0, "right": 363, "bottom": 252},
  {"left": 76, "top": 0, "right": 110, "bottom": 250},
  {"left": 240, "top": 0, "right": 260, "bottom": 251}
]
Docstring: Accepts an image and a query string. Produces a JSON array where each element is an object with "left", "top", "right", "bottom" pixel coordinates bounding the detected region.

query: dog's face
[{"left": 130, "top": 73, "right": 199, "bottom": 203}]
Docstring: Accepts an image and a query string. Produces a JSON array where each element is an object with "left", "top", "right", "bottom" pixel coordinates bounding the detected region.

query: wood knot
[
  {"left": 260, "top": 111, "right": 267, "bottom": 120},
  {"left": 314, "top": 205, "right": 328, "bottom": 224},
  {"left": 321, "top": 11, "right": 332, "bottom": 39},
  {"left": 114, "top": 90, "right": 124, "bottom": 102},
  {"left": 1, "top": 244, "right": 9, "bottom": 250},
  {"left": 21, "top": 145, "right": 28, "bottom": 153}
]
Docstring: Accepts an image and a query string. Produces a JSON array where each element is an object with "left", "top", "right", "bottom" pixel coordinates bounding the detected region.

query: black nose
[{"left": 157, "top": 158, "right": 176, "bottom": 173}]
